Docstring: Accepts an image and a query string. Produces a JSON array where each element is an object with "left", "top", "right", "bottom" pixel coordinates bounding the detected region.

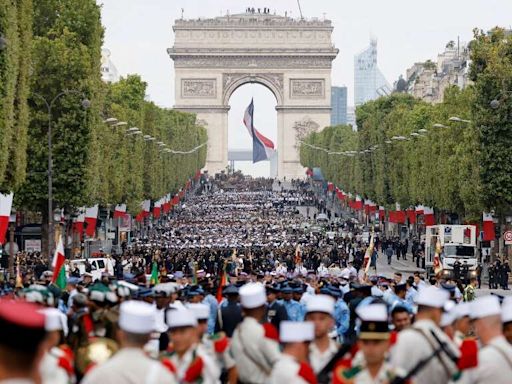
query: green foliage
[
  {"left": 0, "top": 0, "right": 32, "bottom": 191},
  {"left": 470, "top": 28, "right": 512, "bottom": 214},
  {"left": 300, "top": 88, "right": 482, "bottom": 221}
]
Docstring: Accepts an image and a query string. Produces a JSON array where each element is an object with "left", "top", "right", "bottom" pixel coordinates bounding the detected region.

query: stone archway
[{"left": 168, "top": 11, "right": 338, "bottom": 178}]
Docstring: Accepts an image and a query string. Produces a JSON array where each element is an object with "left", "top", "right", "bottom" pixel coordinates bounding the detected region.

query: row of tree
[
  {"left": 0, "top": 0, "right": 207, "bottom": 218},
  {"left": 301, "top": 28, "right": 512, "bottom": 223}
]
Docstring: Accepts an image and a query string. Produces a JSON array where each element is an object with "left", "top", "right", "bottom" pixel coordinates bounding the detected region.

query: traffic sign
[{"left": 504, "top": 230, "right": 512, "bottom": 245}]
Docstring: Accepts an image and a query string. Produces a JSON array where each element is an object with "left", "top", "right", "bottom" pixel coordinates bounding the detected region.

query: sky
[{"left": 98, "top": 0, "right": 512, "bottom": 176}]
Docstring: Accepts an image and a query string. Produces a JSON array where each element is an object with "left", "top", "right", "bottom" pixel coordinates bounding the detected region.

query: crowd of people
[{"left": 1, "top": 173, "right": 512, "bottom": 384}]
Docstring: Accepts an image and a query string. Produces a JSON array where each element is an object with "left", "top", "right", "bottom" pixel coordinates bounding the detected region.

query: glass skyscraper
[
  {"left": 331, "top": 86, "right": 348, "bottom": 126},
  {"left": 354, "top": 39, "right": 391, "bottom": 106}
]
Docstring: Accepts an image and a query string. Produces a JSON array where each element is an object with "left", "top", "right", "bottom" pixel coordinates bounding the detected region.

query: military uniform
[
  {"left": 333, "top": 361, "right": 405, "bottom": 384},
  {"left": 268, "top": 354, "right": 317, "bottom": 384},
  {"left": 83, "top": 348, "right": 177, "bottom": 384},
  {"left": 39, "top": 345, "right": 75, "bottom": 384},
  {"left": 266, "top": 299, "right": 289, "bottom": 330},
  {"left": 473, "top": 336, "right": 512, "bottom": 384},
  {"left": 161, "top": 345, "right": 220, "bottom": 384},
  {"left": 309, "top": 338, "right": 339, "bottom": 373}
]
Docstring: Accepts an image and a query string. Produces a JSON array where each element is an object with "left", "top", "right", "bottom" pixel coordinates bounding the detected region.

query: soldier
[
  {"left": 463, "top": 277, "right": 477, "bottom": 302},
  {"left": 268, "top": 321, "right": 317, "bottom": 383},
  {"left": 503, "top": 297, "right": 512, "bottom": 344},
  {"left": 472, "top": 295, "right": 512, "bottom": 384},
  {"left": 306, "top": 294, "right": 339, "bottom": 375},
  {"left": 0, "top": 301, "right": 47, "bottom": 383},
  {"left": 230, "top": 282, "right": 281, "bottom": 383},
  {"left": 82, "top": 300, "right": 177, "bottom": 384},
  {"left": 266, "top": 284, "right": 288, "bottom": 330},
  {"left": 333, "top": 303, "right": 404, "bottom": 383},
  {"left": 391, "top": 286, "right": 460, "bottom": 384},
  {"left": 452, "top": 302, "right": 472, "bottom": 346},
  {"left": 187, "top": 303, "right": 237, "bottom": 383},
  {"left": 161, "top": 308, "right": 220, "bottom": 383},
  {"left": 281, "top": 284, "right": 303, "bottom": 321}
]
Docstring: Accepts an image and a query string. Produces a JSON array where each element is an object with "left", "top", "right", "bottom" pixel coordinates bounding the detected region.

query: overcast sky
[{"left": 99, "top": 0, "right": 512, "bottom": 175}]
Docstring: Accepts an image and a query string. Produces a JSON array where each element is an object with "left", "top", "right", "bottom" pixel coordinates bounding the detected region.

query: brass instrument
[{"left": 75, "top": 337, "right": 119, "bottom": 375}]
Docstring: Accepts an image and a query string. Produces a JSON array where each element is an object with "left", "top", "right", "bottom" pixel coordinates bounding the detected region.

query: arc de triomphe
[{"left": 168, "top": 11, "right": 338, "bottom": 178}]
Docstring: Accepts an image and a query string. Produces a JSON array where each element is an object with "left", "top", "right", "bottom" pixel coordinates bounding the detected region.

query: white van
[{"left": 71, "top": 258, "right": 115, "bottom": 281}]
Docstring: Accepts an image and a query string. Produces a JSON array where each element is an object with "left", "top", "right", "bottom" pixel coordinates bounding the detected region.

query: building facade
[
  {"left": 331, "top": 86, "right": 347, "bottom": 126},
  {"left": 100, "top": 48, "right": 119, "bottom": 83},
  {"left": 354, "top": 39, "right": 391, "bottom": 106},
  {"left": 400, "top": 42, "right": 470, "bottom": 103}
]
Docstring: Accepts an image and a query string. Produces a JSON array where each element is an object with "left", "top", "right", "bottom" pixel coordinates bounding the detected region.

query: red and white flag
[
  {"left": 354, "top": 195, "right": 363, "bottom": 210},
  {"left": 72, "top": 208, "right": 85, "bottom": 238},
  {"left": 51, "top": 236, "right": 67, "bottom": 289},
  {"left": 142, "top": 200, "right": 151, "bottom": 217},
  {"left": 482, "top": 212, "right": 495, "bottom": 241},
  {"left": 424, "top": 206, "right": 435, "bottom": 226},
  {"left": 113, "top": 204, "right": 126, "bottom": 219},
  {"left": 415, "top": 205, "right": 424, "bottom": 215},
  {"left": 0, "top": 192, "right": 13, "bottom": 245},
  {"left": 153, "top": 199, "right": 162, "bottom": 219},
  {"left": 379, "top": 206, "right": 386, "bottom": 221},
  {"left": 84, "top": 205, "right": 98, "bottom": 237}
]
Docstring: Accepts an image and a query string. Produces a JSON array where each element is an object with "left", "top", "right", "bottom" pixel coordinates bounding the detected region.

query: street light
[
  {"left": 418, "top": 129, "right": 428, "bottom": 133},
  {"left": 449, "top": 116, "right": 471, "bottom": 124},
  {"left": 433, "top": 123, "right": 448, "bottom": 128},
  {"left": 31, "top": 90, "right": 89, "bottom": 265},
  {"left": 103, "top": 117, "right": 118, "bottom": 125},
  {"left": 112, "top": 121, "right": 127, "bottom": 127}
]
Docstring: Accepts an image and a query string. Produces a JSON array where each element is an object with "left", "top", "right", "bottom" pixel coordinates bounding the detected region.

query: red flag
[
  {"left": 379, "top": 206, "right": 386, "bottom": 221},
  {"left": 482, "top": 212, "right": 495, "bottom": 241},
  {"left": 84, "top": 205, "right": 98, "bottom": 237},
  {"left": 327, "top": 182, "right": 334, "bottom": 192},
  {"left": 153, "top": 199, "right": 162, "bottom": 219},
  {"left": 216, "top": 271, "right": 227, "bottom": 303},
  {"left": 0, "top": 192, "right": 13, "bottom": 245},
  {"left": 142, "top": 200, "right": 151, "bottom": 217},
  {"left": 407, "top": 209, "right": 416, "bottom": 224},
  {"left": 354, "top": 195, "right": 363, "bottom": 210},
  {"left": 135, "top": 211, "right": 144, "bottom": 222},
  {"left": 51, "top": 237, "right": 66, "bottom": 289}
]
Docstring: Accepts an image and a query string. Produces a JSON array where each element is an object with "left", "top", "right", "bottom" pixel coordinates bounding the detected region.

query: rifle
[{"left": 316, "top": 342, "right": 354, "bottom": 384}]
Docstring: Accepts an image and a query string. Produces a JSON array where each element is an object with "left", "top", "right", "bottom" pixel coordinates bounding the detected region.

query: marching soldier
[
  {"left": 472, "top": 295, "right": 512, "bottom": 384},
  {"left": 81, "top": 300, "right": 177, "bottom": 384},
  {"left": 502, "top": 297, "right": 512, "bottom": 344},
  {"left": 188, "top": 303, "right": 237, "bottom": 383},
  {"left": 268, "top": 321, "right": 317, "bottom": 383},
  {"left": 391, "top": 286, "right": 460, "bottom": 384},
  {"left": 305, "top": 294, "right": 339, "bottom": 375},
  {"left": 0, "top": 301, "right": 48, "bottom": 383},
  {"left": 333, "top": 303, "right": 404, "bottom": 384},
  {"left": 230, "top": 282, "right": 281, "bottom": 383},
  {"left": 161, "top": 308, "right": 220, "bottom": 383}
]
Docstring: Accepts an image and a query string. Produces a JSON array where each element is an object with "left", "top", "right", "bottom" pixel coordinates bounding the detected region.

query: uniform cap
[
  {"left": 470, "top": 295, "right": 501, "bottom": 319},
  {"left": 0, "top": 300, "right": 46, "bottom": 352},
  {"left": 415, "top": 286, "right": 449, "bottom": 308},
  {"left": 239, "top": 282, "right": 267, "bottom": 309},
  {"left": 356, "top": 303, "right": 389, "bottom": 340},
  {"left": 119, "top": 300, "right": 155, "bottom": 334},
  {"left": 279, "top": 321, "right": 314, "bottom": 343},
  {"left": 502, "top": 297, "right": 512, "bottom": 323},
  {"left": 453, "top": 302, "right": 471, "bottom": 320},
  {"left": 40, "top": 308, "right": 64, "bottom": 332},
  {"left": 187, "top": 303, "right": 210, "bottom": 320},
  {"left": 166, "top": 308, "right": 198, "bottom": 329},
  {"left": 306, "top": 294, "right": 335, "bottom": 316}
]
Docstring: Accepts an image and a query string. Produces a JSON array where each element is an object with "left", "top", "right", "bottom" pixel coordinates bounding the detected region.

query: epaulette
[{"left": 262, "top": 322, "right": 279, "bottom": 342}]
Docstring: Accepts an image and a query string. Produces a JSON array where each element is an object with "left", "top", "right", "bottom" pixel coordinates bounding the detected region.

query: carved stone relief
[
  {"left": 290, "top": 79, "right": 325, "bottom": 98},
  {"left": 222, "top": 73, "right": 283, "bottom": 99},
  {"left": 293, "top": 117, "right": 320, "bottom": 148},
  {"left": 181, "top": 79, "right": 216, "bottom": 98},
  {"left": 172, "top": 56, "right": 333, "bottom": 69}
]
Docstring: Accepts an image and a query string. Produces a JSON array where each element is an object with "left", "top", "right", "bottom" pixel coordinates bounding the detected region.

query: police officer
[
  {"left": 215, "top": 284, "right": 242, "bottom": 337},
  {"left": 281, "top": 283, "right": 303, "bottom": 321},
  {"left": 82, "top": 301, "right": 177, "bottom": 384}
]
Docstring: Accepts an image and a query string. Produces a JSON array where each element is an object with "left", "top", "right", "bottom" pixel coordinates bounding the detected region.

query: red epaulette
[
  {"left": 390, "top": 330, "right": 398, "bottom": 346},
  {"left": 458, "top": 338, "right": 478, "bottom": 370},
  {"left": 262, "top": 322, "right": 280, "bottom": 342},
  {"left": 213, "top": 334, "right": 229, "bottom": 353},
  {"left": 161, "top": 358, "right": 177, "bottom": 374},
  {"left": 183, "top": 356, "right": 204, "bottom": 383},
  {"left": 298, "top": 361, "right": 317, "bottom": 384}
]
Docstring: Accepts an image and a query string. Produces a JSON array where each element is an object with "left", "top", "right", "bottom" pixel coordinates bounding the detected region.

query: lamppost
[{"left": 31, "top": 90, "right": 90, "bottom": 265}]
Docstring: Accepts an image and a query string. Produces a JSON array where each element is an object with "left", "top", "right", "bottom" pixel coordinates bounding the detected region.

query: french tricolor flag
[
  {"left": 113, "top": 203, "right": 126, "bottom": 219},
  {"left": 0, "top": 192, "right": 13, "bottom": 245},
  {"left": 243, "top": 99, "right": 276, "bottom": 163},
  {"left": 84, "top": 205, "right": 98, "bottom": 237}
]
